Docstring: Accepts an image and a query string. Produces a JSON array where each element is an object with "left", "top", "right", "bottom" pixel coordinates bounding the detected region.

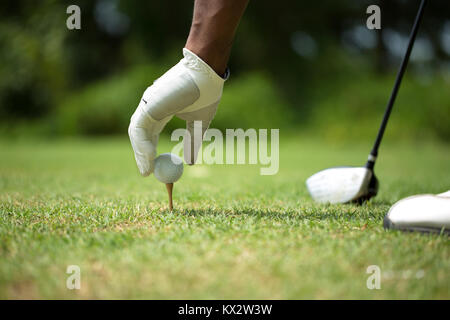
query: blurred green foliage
[
  {"left": 0, "top": 0, "right": 449, "bottom": 142},
  {"left": 306, "top": 74, "right": 450, "bottom": 142},
  {"left": 55, "top": 64, "right": 162, "bottom": 135},
  {"left": 54, "top": 68, "right": 294, "bottom": 135}
]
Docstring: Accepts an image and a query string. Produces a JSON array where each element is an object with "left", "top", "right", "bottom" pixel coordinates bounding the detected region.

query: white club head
[{"left": 306, "top": 167, "right": 377, "bottom": 204}]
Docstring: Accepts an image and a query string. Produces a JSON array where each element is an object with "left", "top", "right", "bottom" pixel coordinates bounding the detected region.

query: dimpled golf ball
[{"left": 154, "top": 153, "right": 184, "bottom": 183}]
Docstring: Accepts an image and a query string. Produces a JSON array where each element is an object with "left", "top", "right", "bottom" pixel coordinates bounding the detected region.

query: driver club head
[
  {"left": 306, "top": 166, "right": 379, "bottom": 204},
  {"left": 304, "top": 0, "right": 427, "bottom": 205}
]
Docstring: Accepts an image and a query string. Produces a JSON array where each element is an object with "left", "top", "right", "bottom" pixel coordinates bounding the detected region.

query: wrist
[{"left": 184, "top": 43, "right": 230, "bottom": 78}]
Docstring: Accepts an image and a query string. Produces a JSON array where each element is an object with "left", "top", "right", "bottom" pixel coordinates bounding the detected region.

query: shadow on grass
[{"left": 179, "top": 201, "right": 391, "bottom": 222}]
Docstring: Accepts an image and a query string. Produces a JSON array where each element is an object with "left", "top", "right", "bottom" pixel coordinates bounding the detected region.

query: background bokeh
[
  {"left": 0, "top": 0, "right": 449, "bottom": 142},
  {"left": 0, "top": 1, "right": 449, "bottom": 300}
]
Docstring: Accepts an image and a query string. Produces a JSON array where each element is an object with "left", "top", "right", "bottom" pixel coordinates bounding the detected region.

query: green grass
[{"left": 0, "top": 136, "right": 449, "bottom": 299}]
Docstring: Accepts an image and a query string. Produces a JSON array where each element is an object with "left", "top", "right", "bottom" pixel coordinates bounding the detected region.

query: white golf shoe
[{"left": 384, "top": 191, "right": 450, "bottom": 234}]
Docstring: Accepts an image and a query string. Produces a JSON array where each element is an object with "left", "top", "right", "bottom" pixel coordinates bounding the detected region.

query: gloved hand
[{"left": 128, "top": 48, "right": 228, "bottom": 176}]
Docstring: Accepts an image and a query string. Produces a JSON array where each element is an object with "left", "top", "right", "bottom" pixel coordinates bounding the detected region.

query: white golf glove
[{"left": 128, "top": 48, "right": 228, "bottom": 176}]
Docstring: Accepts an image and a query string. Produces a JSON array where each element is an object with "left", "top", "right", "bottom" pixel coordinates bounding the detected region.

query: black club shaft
[{"left": 366, "top": 0, "right": 428, "bottom": 170}]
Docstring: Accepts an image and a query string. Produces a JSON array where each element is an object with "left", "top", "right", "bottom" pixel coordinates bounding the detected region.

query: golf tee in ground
[{"left": 165, "top": 183, "right": 174, "bottom": 211}]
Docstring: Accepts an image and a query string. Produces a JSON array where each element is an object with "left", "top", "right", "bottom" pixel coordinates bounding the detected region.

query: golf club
[{"left": 306, "top": 0, "right": 428, "bottom": 204}]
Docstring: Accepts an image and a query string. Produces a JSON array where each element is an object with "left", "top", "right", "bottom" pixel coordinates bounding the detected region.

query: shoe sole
[{"left": 383, "top": 215, "right": 450, "bottom": 235}]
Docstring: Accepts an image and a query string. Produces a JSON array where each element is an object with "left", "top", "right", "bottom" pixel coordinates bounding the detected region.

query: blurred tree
[{"left": 0, "top": 0, "right": 448, "bottom": 138}]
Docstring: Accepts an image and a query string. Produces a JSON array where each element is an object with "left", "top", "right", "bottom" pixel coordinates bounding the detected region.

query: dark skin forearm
[{"left": 185, "top": 0, "right": 249, "bottom": 76}]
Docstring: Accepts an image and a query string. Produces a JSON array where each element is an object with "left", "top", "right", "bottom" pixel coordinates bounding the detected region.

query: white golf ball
[{"left": 154, "top": 153, "right": 184, "bottom": 183}]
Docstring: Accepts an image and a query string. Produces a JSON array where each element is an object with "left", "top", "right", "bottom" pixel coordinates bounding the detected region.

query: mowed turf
[{"left": 0, "top": 136, "right": 448, "bottom": 299}]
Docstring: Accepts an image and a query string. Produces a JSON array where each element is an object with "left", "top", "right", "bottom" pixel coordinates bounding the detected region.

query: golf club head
[{"left": 306, "top": 166, "right": 379, "bottom": 204}]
